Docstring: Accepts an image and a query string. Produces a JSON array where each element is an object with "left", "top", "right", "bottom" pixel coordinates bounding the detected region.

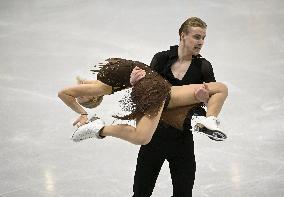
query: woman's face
[{"left": 77, "top": 96, "right": 94, "bottom": 104}]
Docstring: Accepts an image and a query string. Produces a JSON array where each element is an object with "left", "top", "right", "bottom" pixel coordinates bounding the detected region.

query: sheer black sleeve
[
  {"left": 150, "top": 52, "right": 163, "bottom": 73},
  {"left": 201, "top": 59, "right": 216, "bottom": 82}
]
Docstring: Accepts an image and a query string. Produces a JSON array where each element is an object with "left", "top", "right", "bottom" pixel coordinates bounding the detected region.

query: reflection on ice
[{"left": 44, "top": 169, "right": 55, "bottom": 193}]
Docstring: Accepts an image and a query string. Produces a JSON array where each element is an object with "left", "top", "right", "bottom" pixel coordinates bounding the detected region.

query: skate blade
[{"left": 193, "top": 125, "right": 227, "bottom": 141}]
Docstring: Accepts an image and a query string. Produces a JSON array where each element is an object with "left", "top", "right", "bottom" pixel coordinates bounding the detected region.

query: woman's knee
[
  {"left": 221, "top": 82, "right": 228, "bottom": 97},
  {"left": 216, "top": 82, "right": 228, "bottom": 97}
]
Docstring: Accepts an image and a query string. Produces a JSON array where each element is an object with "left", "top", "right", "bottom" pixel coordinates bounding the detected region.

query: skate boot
[
  {"left": 191, "top": 116, "right": 227, "bottom": 141},
  {"left": 71, "top": 115, "right": 105, "bottom": 142}
]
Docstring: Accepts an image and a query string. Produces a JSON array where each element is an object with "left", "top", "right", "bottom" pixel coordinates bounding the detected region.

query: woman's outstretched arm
[{"left": 58, "top": 81, "right": 112, "bottom": 126}]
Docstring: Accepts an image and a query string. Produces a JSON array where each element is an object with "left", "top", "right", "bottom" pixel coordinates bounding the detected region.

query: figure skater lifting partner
[{"left": 58, "top": 58, "right": 228, "bottom": 145}]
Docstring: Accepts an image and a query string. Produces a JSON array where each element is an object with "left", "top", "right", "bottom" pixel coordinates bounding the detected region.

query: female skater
[{"left": 58, "top": 58, "right": 228, "bottom": 145}]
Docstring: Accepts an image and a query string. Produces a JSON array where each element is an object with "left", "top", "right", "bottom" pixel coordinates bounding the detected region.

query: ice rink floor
[{"left": 1, "top": 0, "right": 284, "bottom": 196}]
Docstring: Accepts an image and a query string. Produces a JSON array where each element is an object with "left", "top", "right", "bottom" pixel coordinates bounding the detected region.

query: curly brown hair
[{"left": 106, "top": 59, "right": 171, "bottom": 120}]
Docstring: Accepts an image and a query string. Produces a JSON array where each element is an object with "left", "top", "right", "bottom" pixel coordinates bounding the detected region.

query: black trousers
[{"left": 132, "top": 106, "right": 206, "bottom": 197}]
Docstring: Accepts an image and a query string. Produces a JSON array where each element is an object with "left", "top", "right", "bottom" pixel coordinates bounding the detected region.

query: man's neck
[{"left": 178, "top": 44, "right": 193, "bottom": 63}]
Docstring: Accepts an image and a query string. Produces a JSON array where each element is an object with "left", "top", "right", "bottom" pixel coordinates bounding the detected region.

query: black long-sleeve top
[
  {"left": 150, "top": 45, "right": 216, "bottom": 137},
  {"left": 150, "top": 45, "right": 216, "bottom": 85}
]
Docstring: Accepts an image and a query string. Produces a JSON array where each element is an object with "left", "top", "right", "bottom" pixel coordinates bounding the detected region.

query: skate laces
[
  {"left": 215, "top": 118, "right": 220, "bottom": 126},
  {"left": 89, "top": 114, "right": 100, "bottom": 122},
  {"left": 208, "top": 116, "right": 220, "bottom": 126}
]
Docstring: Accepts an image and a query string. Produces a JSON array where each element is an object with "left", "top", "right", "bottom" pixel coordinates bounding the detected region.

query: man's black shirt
[
  {"left": 150, "top": 45, "right": 216, "bottom": 85},
  {"left": 149, "top": 45, "right": 216, "bottom": 137}
]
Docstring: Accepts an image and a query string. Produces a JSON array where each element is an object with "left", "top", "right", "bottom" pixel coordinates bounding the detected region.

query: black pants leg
[
  {"left": 166, "top": 106, "right": 204, "bottom": 197},
  {"left": 132, "top": 138, "right": 165, "bottom": 197},
  {"left": 133, "top": 106, "right": 203, "bottom": 197},
  {"left": 167, "top": 134, "right": 196, "bottom": 197}
]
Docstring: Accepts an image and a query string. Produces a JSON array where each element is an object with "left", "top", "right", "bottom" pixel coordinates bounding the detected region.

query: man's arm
[
  {"left": 130, "top": 52, "right": 165, "bottom": 86},
  {"left": 201, "top": 59, "right": 216, "bottom": 83},
  {"left": 149, "top": 52, "right": 166, "bottom": 73},
  {"left": 197, "top": 59, "right": 216, "bottom": 105}
]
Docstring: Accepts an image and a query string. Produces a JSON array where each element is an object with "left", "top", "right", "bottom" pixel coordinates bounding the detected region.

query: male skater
[{"left": 132, "top": 17, "right": 216, "bottom": 197}]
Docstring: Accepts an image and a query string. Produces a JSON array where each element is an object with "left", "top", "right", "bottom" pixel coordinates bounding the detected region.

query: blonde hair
[
  {"left": 80, "top": 96, "right": 104, "bottom": 109},
  {"left": 179, "top": 17, "right": 207, "bottom": 37}
]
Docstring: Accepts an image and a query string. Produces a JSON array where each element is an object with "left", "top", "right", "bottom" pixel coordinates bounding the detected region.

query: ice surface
[{"left": 1, "top": 0, "right": 284, "bottom": 196}]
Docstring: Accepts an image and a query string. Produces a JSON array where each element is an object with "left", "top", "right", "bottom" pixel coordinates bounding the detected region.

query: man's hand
[
  {"left": 130, "top": 66, "right": 146, "bottom": 86},
  {"left": 194, "top": 83, "right": 209, "bottom": 103}
]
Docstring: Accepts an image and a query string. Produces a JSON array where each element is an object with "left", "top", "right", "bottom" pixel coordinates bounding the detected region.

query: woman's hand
[
  {"left": 73, "top": 114, "right": 89, "bottom": 128},
  {"left": 194, "top": 83, "right": 209, "bottom": 103},
  {"left": 76, "top": 76, "right": 98, "bottom": 85},
  {"left": 76, "top": 76, "right": 85, "bottom": 84},
  {"left": 130, "top": 66, "right": 146, "bottom": 86}
]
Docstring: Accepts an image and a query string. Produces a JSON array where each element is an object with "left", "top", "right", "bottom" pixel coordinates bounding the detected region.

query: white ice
[{"left": 0, "top": 0, "right": 284, "bottom": 196}]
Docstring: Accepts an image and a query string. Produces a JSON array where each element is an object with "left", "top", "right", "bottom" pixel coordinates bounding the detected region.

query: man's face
[{"left": 181, "top": 26, "right": 206, "bottom": 55}]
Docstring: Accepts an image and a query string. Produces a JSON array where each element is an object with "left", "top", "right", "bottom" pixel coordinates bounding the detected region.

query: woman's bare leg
[
  {"left": 205, "top": 82, "right": 228, "bottom": 117},
  {"left": 160, "top": 104, "right": 197, "bottom": 130},
  {"left": 100, "top": 103, "right": 165, "bottom": 145},
  {"left": 93, "top": 82, "right": 227, "bottom": 144},
  {"left": 168, "top": 82, "right": 228, "bottom": 117}
]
